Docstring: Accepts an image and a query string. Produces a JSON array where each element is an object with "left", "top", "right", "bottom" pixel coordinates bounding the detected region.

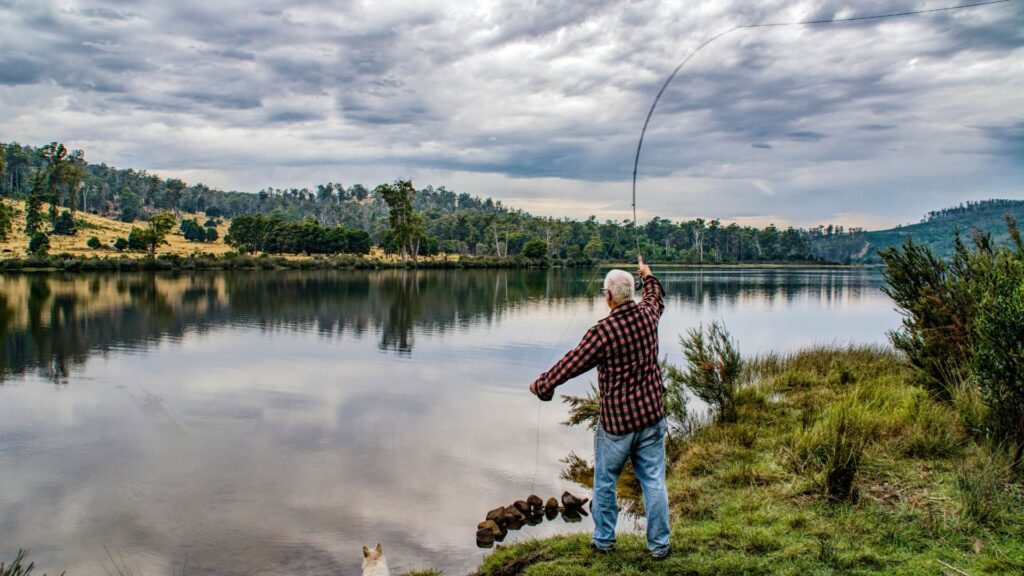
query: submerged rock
[{"left": 561, "top": 508, "right": 583, "bottom": 523}]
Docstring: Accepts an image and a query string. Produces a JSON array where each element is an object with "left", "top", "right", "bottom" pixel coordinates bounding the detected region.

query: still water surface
[{"left": 0, "top": 268, "right": 898, "bottom": 575}]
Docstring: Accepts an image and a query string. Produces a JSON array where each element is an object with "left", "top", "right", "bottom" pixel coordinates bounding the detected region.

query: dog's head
[{"left": 362, "top": 543, "right": 384, "bottom": 563}]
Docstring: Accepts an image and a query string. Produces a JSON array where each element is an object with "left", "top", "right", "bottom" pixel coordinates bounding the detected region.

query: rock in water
[
  {"left": 505, "top": 506, "right": 526, "bottom": 524},
  {"left": 545, "top": 497, "right": 559, "bottom": 512},
  {"left": 512, "top": 500, "right": 531, "bottom": 515},
  {"left": 562, "top": 491, "right": 589, "bottom": 510},
  {"left": 527, "top": 494, "right": 544, "bottom": 514},
  {"left": 486, "top": 507, "right": 506, "bottom": 524},
  {"left": 478, "top": 520, "right": 500, "bottom": 534},
  {"left": 476, "top": 520, "right": 500, "bottom": 546}
]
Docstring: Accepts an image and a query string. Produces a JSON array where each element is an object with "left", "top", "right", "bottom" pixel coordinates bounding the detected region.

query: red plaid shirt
[{"left": 533, "top": 275, "right": 666, "bottom": 435}]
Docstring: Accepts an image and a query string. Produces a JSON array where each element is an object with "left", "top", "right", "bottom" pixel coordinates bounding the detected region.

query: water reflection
[
  {"left": 0, "top": 268, "right": 894, "bottom": 576},
  {"left": 0, "top": 268, "right": 885, "bottom": 382}
]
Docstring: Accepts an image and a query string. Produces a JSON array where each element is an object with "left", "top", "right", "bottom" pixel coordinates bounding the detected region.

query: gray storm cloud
[{"left": 0, "top": 0, "right": 1021, "bottom": 227}]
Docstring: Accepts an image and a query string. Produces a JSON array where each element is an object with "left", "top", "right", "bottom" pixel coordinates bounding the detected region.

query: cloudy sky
[{"left": 1, "top": 0, "right": 1022, "bottom": 229}]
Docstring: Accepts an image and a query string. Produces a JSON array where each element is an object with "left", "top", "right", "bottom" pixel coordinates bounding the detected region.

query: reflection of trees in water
[
  {"left": 661, "top": 268, "right": 883, "bottom": 308},
  {"left": 0, "top": 269, "right": 883, "bottom": 381}
]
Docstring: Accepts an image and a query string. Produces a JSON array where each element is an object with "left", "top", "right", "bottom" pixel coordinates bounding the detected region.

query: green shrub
[
  {"left": 970, "top": 228, "right": 1024, "bottom": 470},
  {"left": 521, "top": 238, "right": 547, "bottom": 259},
  {"left": 662, "top": 360, "right": 694, "bottom": 439},
  {"left": 27, "top": 232, "right": 49, "bottom": 256},
  {"left": 127, "top": 227, "right": 147, "bottom": 251},
  {"left": 666, "top": 322, "right": 743, "bottom": 423},
  {"left": 882, "top": 215, "right": 1024, "bottom": 470},
  {"left": 560, "top": 384, "right": 599, "bottom": 431},
  {"left": 51, "top": 210, "right": 76, "bottom": 235},
  {"left": 0, "top": 201, "right": 14, "bottom": 242},
  {"left": 113, "top": 237, "right": 128, "bottom": 252},
  {"left": 880, "top": 236, "right": 974, "bottom": 399},
  {"left": 180, "top": 218, "right": 206, "bottom": 242},
  {"left": 86, "top": 236, "right": 102, "bottom": 249}
]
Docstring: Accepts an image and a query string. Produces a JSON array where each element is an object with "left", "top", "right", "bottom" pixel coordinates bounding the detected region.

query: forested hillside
[
  {"left": 1, "top": 141, "right": 1019, "bottom": 264},
  {"left": 811, "top": 200, "right": 1024, "bottom": 263}
]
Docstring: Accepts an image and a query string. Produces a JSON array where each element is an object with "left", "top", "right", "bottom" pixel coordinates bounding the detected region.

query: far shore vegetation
[{"left": 2, "top": 141, "right": 1023, "bottom": 269}]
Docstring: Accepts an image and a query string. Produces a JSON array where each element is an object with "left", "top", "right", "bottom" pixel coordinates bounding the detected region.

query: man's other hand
[{"left": 638, "top": 255, "right": 651, "bottom": 278}]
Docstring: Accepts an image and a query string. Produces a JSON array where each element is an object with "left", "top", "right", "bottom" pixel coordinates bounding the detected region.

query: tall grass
[
  {"left": 900, "top": 392, "right": 963, "bottom": 457},
  {"left": 951, "top": 379, "right": 990, "bottom": 437},
  {"left": 787, "top": 391, "right": 879, "bottom": 501},
  {"left": 956, "top": 448, "right": 1011, "bottom": 526}
]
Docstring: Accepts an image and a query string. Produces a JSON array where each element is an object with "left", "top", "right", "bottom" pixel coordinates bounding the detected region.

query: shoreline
[{"left": 0, "top": 254, "right": 870, "bottom": 273}]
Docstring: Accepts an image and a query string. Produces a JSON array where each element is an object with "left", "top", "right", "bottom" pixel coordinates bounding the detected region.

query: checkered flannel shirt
[{"left": 533, "top": 274, "right": 666, "bottom": 435}]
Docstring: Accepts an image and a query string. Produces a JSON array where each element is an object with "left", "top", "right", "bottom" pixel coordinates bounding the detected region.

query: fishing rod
[{"left": 629, "top": 0, "right": 1014, "bottom": 252}]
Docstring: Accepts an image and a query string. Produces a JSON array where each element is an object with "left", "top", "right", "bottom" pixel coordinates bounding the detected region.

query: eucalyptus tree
[{"left": 378, "top": 179, "right": 426, "bottom": 262}]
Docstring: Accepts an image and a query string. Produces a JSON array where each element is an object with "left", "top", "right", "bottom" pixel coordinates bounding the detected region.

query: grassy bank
[{"left": 477, "top": 346, "right": 1024, "bottom": 576}]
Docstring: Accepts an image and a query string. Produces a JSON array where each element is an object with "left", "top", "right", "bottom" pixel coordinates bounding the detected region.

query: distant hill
[{"left": 811, "top": 199, "right": 1024, "bottom": 263}]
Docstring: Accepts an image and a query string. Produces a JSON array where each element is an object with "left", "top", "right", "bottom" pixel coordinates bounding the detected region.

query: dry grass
[
  {"left": 0, "top": 198, "right": 233, "bottom": 258},
  {"left": 0, "top": 199, "right": 461, "bottom": 263}
]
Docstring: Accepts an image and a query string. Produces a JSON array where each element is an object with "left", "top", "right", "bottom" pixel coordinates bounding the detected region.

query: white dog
[{"left": 361, "top": 543, "right": 390, "bottom": 576}]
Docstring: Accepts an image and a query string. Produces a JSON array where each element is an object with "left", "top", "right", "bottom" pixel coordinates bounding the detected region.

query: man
[{"left": 529, "top": 256, "right": 670, "bottom": 560}]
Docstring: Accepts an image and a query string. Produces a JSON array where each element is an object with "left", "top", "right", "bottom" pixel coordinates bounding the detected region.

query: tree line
[
  {"left": 923, "top": 199, "right": 1023, "bottom": 224},
  {"left": 0, "top": 140, "right": 979, "bottom": 264},
  {"left": 225, "top": 215, "right": 371, "bottom": 256}
]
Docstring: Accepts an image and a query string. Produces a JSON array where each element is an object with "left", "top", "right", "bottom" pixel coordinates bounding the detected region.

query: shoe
[
  {"left": 589, "top": 541, "right": 614, "bottom": 553},
  {"left": 651, "top": 548, "right": 671, "bottom": 561}
]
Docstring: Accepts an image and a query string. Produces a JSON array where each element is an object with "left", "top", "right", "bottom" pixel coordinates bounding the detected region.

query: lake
[{"left": 0, "top": 268, "right": 899, "bottom": 575}]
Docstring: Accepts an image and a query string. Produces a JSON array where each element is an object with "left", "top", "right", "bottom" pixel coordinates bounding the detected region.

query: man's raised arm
[{"left": 638, "top": 255, "right": 665, "bottom": 317}]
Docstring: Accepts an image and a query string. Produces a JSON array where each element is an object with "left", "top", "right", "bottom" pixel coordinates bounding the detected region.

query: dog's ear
[
  {"left": 374, "top": 543, "right": 382, "bottom": 554},
  {"left": 362, "top": 545, "right": 370, "bottom": 558}
]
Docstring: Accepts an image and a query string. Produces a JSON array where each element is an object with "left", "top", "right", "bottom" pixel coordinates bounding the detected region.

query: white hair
[{"left": 603, "top": 269, "right": 635, "bottom": 305}]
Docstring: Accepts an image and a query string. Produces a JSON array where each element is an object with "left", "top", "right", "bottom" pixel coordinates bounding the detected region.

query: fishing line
[{"left": 629, "top": 0, "right": 1014, "bottom": 250}]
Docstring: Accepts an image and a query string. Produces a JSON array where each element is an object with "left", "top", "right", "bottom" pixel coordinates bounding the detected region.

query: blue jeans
[{"left": 592, "top": 418, "right": 670, "bottom": 556}]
